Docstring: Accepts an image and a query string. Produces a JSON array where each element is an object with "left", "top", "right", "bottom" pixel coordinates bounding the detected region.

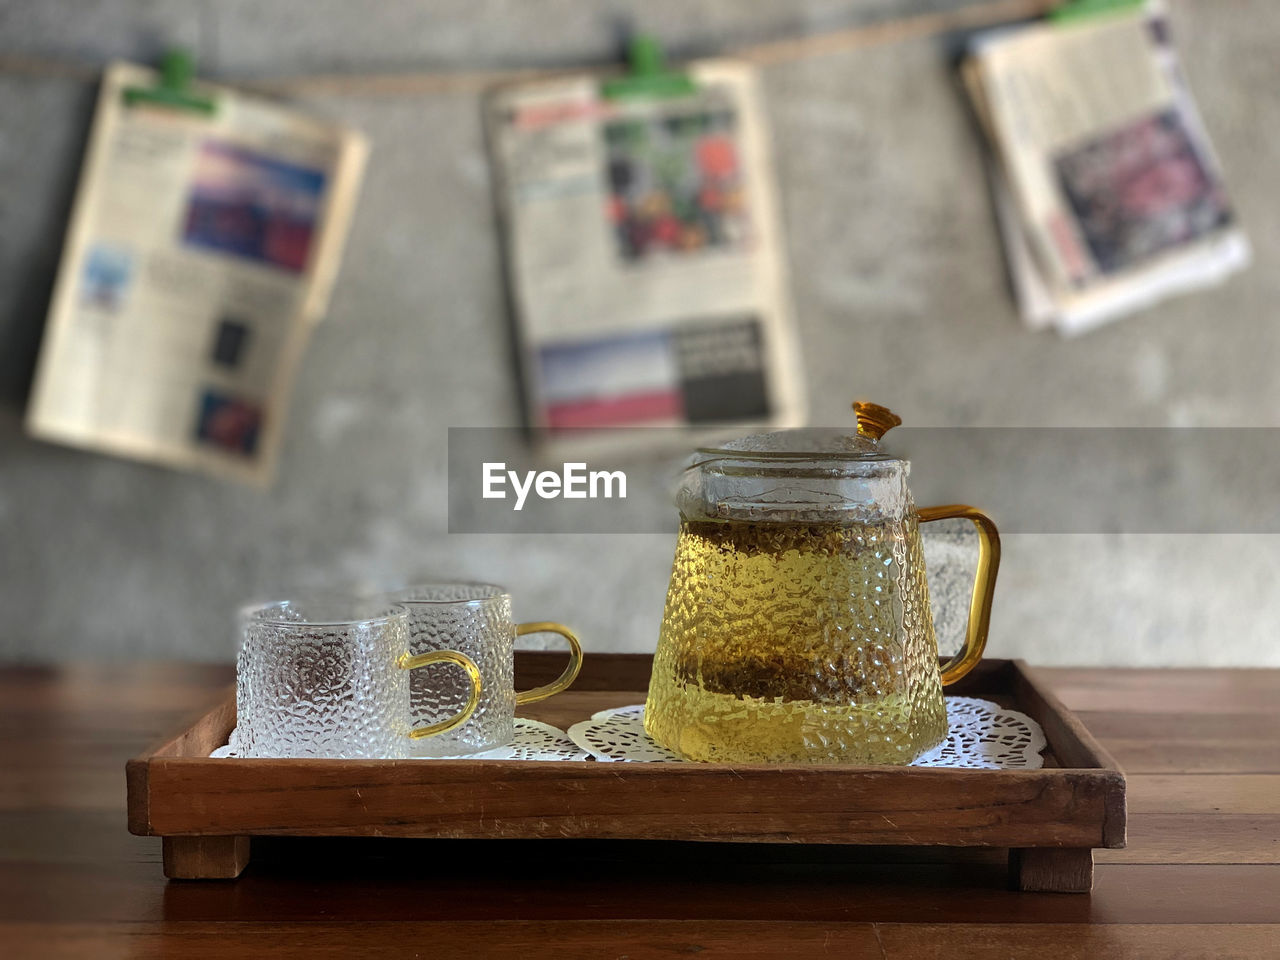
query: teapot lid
[
  {"left": 697, "top": 401, "right": 903, "bottom": 462},
  {"left": 679, "top": 402, "right": 910, "bottom": 522}
]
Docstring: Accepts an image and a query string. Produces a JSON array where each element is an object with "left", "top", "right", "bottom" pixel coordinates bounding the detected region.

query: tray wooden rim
[{"left": 127, "top": 656, "right": 1126, "bottom": 852}]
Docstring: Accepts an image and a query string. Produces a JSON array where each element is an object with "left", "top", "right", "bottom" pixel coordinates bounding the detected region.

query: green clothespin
[
  {"left": 123, "top": 48, "right": 217, "bottom": 115},
  {"left": 601, "top": 34, "right": 696, "bottom": 100},
  {"left": 1050, "top": 0, "right": 1147, "bottom": 25}
]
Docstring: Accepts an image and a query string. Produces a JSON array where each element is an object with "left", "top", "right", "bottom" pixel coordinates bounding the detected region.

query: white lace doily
[
  {"left": 210, "top": 718, "right": 589, "bottom": 761},
  {"left": 566, "top": 697, "right": 1046, "bottom": 768},
  {"left": 211, "top": 699, "right": 1044, "bottom": 767},
  {"left": 426, "top": 719, "right": 589, "bottom": 760}
]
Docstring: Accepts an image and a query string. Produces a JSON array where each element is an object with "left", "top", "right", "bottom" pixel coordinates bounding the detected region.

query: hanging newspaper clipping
[
  {"left": 487, "top": 60, "right": 805, "bottom": 436},
  {"left": 27, "top": 62, "right": 368, "bottom": 484}
]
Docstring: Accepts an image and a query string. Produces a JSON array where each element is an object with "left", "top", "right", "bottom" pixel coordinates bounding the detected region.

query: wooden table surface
[{"left": 3, "top": 663, "right": 1278, "bottom": 958}]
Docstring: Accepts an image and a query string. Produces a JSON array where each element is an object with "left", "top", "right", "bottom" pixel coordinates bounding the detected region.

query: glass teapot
[{"left": 644, "top": 402, "right": 1000, "bottom": 764}]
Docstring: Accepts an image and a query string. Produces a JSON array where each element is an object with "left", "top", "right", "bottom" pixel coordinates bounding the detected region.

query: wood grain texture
[
  {"left": 137, "top": 754, "right": 1121, "bottom": 846},
  {"left": 1041, "top": 668, "right": 1280, "bottom": 715},
  {"left": 514, "top": 651, "right": 652, "bottom": 691},
  {"left": 3, "top": 661, "right": 1278, "bottom": 958},
  {"left": 1, "top": 920, "right": 890, "bottom": 959},
  {"left": 875, "top": 924, "right": 1280, "bottom": 959},
  {"left": 1127, "top": 774, "right": 1280, "bottom": 814},
  {"left": 1010, "top": 847, "right": 1094, "bottom": 892},
  {"left": 126, "top": 659, "right": 1125, "bottom": 864},
  {"left": 1011, "top": 662, "right": 1121, "bottom": 771},
  {"left": 1010, "top": 662, "right": 1126, "bottom": 849},
  {"left": 3, "top": 921, "right": 1278, "bottom": 960},
  {"left": 1087, "top": 742, "right": 1280, "bottom": 774},
  {"left": 1072, "top": 712, "right": 1280, "bottom": 742},
  {"left": 162, "top": 836, "right": 250, "bottom": 879},
  {"left": 1096, "top": 814, "right": 1280, "bottom": 864},
  {"left": 5, "top": 851, "right": 1280, "bottom": 925}
]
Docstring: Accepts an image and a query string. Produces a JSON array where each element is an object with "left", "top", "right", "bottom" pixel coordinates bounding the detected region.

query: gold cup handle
[
  {"left": 397, "top": 651, "right": 484, "bottom": 739},
  {"left": 514, "top": 622, "right": 584, "bottom": 705},
  {"left": 917, "top": 505, "right": 1001, "bottom": 686}
]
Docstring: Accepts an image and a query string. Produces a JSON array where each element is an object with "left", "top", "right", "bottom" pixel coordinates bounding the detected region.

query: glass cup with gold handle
[
  {"left": 236, "top": 598, "right": 481, "bottom": 759},
  {"left": 390, "top": 583, "right": 583, "bottom": 757}
]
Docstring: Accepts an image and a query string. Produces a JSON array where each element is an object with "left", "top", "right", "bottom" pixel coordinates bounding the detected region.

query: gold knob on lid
[{"left": 853, "top": 401, "right": 902, "bottom": 441}]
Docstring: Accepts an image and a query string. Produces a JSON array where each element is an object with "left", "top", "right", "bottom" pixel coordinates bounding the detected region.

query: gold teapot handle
[{"left": 917, "top": 505, "right": 1001, "bottom": 686}]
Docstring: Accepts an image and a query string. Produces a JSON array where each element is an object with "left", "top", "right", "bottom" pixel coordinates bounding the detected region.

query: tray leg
[
  {"left": 163, "top": 835, "right": 251, "bottom": 880},
  {"left": 1009, "top": 847, "right": 1094, "bottom": 892}
]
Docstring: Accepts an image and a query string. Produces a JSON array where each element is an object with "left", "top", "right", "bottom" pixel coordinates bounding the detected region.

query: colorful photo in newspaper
[
  {"left": 538, "top": 316, "right": 769, "bottom": 429},
  {"left": 195, "top": 388, "right": 264, "bottom": 456},
  {"left": 603, "top": 98, "right": 749, "bottom": 262},
  {"left": 80, "top": 244, "right": 134, "bottom": 310},
  {"left": 183, "top": 142, "right": 327, "bottom": 274},
  {"left": 1054, "top": 109, "right": 1233, "bottom": 277}
]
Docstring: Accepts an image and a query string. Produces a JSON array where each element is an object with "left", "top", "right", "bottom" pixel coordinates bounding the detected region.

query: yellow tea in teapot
[{"left": 644, "top": 516, "right": 948, "bottom": 764}]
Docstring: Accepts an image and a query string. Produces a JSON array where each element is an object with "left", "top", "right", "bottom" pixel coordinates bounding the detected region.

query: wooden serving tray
[{"left": 127, "top": 655, "right": 1125, "bottom": 891}]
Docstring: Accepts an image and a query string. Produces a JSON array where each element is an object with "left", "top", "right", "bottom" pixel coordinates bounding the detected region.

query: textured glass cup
[
  {"left": 391, "top": 583, "right": 583, "bottom": 757},
  {"left": 236, "top": 599, "right": 482, "bottom": 759}
]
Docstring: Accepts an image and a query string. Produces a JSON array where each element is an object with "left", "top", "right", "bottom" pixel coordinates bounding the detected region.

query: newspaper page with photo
[
  {"left": 966, "top": 2, "right": 1249, "bottom": 334},
  {"left": 26, "top": 62, "right": 367, "bottom": 485},
  {"left": 487, "top": 60, "right": 805, "bottom": 439}
]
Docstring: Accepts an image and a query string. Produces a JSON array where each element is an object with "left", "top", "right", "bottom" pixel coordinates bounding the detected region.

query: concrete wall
[{"left": 1, "top": 0, "right": 1276, "bottom": 664}]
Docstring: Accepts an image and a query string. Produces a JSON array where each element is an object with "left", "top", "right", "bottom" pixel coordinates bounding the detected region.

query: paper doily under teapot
[
  {"left": 211, "top": 699, "right": 1044, "bottom": 766},
  {"left": 565, "top": 697, "right": 1047, "bottom": 768}
]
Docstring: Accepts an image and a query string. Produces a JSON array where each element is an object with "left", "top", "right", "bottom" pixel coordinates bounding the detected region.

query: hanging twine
[{"left": 0, "top": 0, "right": 1058, "bottom": 98}]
